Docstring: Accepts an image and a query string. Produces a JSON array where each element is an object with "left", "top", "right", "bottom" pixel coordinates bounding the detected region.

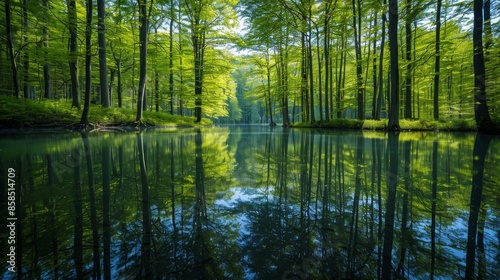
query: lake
[{"left": 1, "top": 126, "right": 499, "bottom": 279}]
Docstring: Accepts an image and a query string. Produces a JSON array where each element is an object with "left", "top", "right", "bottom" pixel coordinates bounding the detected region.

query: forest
[{"left": 0, "top": 0, "right": 499, "bottom": 131}]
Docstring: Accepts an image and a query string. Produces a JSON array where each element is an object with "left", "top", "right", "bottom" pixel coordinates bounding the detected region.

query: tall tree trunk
[
  {"left": 472, "top": 0, "right": 492, "bottom": 130},
  {"left": 43, "top": 0, "right": 51, "bottom": 99},
  {"left": 81, "top": 0, "right": 93, "bottom": 125},
  {"left": 68, "top": 0, "right": 80, "bottom": 109},
  {"left": 307, "top": 28, "right": 315, "bottom": 124},
  {"left": 433, "top": 0, "right": 441, "bottom": 120},
  {"left": 169, "top": 0, "right": 175, "bottom": 114},
  {"left": 376, "top": 0, "right": 387, "bottom": 120},
  {"left": 301, "top": 32, "right": 309, "bottom": 122},
  {"left": 404, "top": 0, "right": 412, "bottom": 119},
  {"left": 22, "top": 0, "right": 30, "bottom": 99},
  {"left": 324, "top": 9, "right": 330, "bottom": 122},
  {"left": 98, "top": 0, "right": 110, "bottom": 107},
  {"left": 136, "top": 0, "right": 148, "bottom": 122},
  {"left": 5, "top": 0, "right": 20, "bottom": 97},
  {"left": 315, "top": 25, "right": 323, "bottom": 122},
  {"left": 388, "top": 0, "right": 399, "bottom": 130},
  {"left": 191, "top": 10, "right": 206, "bottom": 123},
  {"left": 265, "top": 49, "right": 275, "bottom": 125},
  {"left": 372, "top": 12, "right": 378, "bottom": 119},
  {"left": 352, "top": 0, "right": 364, "bottom": 120}
]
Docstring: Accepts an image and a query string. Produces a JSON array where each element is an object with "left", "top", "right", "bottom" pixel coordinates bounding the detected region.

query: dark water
[{"left": 1, "top": 126, "right": 499, "bottom": 279}]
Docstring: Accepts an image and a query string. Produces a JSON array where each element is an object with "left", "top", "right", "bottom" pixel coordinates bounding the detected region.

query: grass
[
  {"left": 292, "top": 118, "right": 478, "bottom": 131},
  {"left": 0, "top": 95, "right": 211, "bottom": 129}
]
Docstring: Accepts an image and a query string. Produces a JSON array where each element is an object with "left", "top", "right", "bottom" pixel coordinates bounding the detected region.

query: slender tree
[
  {"left": 472, "top": 0, "right": 492, "bottom": 130},
  {"left": 5, "top": 0, "right": 20, "bottom": 97},
  {"left": 169, "top": 0, "right": 175, "bottom": 114},
  {"left": 352, "top": 0, "right": 364, "bottom": 119},
  {"left": 376, "top": 0, "right": 387, "bottom": 120},
  {"left": 22, "top": 0, "right": 30, "bottom": 98},
  {"left": 67, "top": 0, "right": 80, "bottom": 109},
  {"left": 388, "top": 0, "right": 399, "bottom": 130},
  {"left": 404, "top": 0, "right": 412, "bottom": 119},
  {"left": 136, "top": 0, "right": 148, "bottom": 122},
  {"left": 43, "top": 0, "right": 51, "bottom": 99},
  {"left": 81, "top": 0, "right": 93, "bottom": 125},
  {"left": 433, "top": 0, "right": 441, "bottom": 120},
  {"left": 185, "top": 0, "right": 206, "bottom": 122},
  {"left": 98, "top": 0, "right": 110, "bottom": 107}
]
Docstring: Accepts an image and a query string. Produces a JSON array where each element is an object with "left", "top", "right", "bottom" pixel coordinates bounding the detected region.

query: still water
[{"left": 1, "top": 126, "right": 499, "bottom": 279}]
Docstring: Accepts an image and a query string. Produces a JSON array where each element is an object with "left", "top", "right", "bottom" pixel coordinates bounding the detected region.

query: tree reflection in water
[{"left": 0, "top": 127, "right": 499, "bottom": 279}]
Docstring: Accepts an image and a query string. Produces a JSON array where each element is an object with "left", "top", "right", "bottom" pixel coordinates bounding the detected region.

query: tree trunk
[
  {"left": 404, "top": 0, "right": 412, "bottom": 119},
  {"left": 68, "top": 0, "right": 80, "bottom": 109},
  {"left": 81, "top": 0, "right": 92, "bottom": 125},
  {"left": 22, "top": 0, "right": 30, "bottom": 99},
  {"left": 136, "top": 0, "right": 148, "bottom": 122},
  {"left": 169, "top": 0, "right": 175, "bottom": 114},
  {"left": 43, "top": 0, "right": 51, "bottom": 99},
  {"left": 376, "top": 0, "right": 387, "bottom": 120},
  {"left": 5, "top": 0, "right": 20, "bottom": 98},
  {"left": 98, "top": 0, "right": 110, "bottom": 107},
  {"left": 472, "top": 0, "right": 492, "bottom": 130},
  {"left": 352, "top": 0, "right": 364, "bottom": 120},
  {"left": 324, "top": 15, "right": 330, "bottom": 122},
  {"left": 388, "top": 0, "right": 399, "bottom": 130},
  {"left": 433, "top": 0, "right": 441, "bottom": 120},
  {"left": 371, "top": 12, "right": 378, "bottom": 119}
]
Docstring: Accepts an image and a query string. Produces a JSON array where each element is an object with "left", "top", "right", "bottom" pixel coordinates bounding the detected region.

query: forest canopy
[{"left": 0, "top": 0, "right": 499, "bottom": 130}]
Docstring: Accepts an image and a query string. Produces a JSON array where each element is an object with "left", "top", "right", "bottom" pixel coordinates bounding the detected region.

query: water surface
[{"left": 1, "top": 126, "right": 499, "bottom": 279}]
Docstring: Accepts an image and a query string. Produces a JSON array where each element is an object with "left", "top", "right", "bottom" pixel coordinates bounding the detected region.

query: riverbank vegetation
[
  {"left": 0, "top": 0, "right": 499, "bottom": 131},
  {"left": 0, "top": 95, "right": 208, "bottom": 128}
]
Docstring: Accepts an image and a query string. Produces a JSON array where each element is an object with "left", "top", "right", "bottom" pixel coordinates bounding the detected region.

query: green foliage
[
  {"left": 292, "top": 118, "right": 477, "bottom": 131},
  {"left": 0, "top": 95, "right": 209, "bottom": 128}
]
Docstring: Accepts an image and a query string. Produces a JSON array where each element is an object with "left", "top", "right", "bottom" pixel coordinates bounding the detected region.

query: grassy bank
[
  {"left": 292, "top": 118, "right": 478, "bottom": 131},
  {"left": 0, "top": 95, "right": 211, "bottom": 129}
]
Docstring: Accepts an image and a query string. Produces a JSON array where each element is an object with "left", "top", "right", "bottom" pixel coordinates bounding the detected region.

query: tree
[
  {"left": 388, "top": 0, "right": 399, "bottom": 130},
  {"left": 22, "top": 0, "right": 30, "bottom": 99},
  {"left": 81, "top": 0, "right": 93, "bottom": 125},
  {"left": 433, "top": 0, "right": 441, "bottom": 120},
  {"left": 67, "top": 0, "right": 80, "bottom": 109},
  {"left": 5, "top": 0, "right": 20, "bottom": 97},
  {"left": 42, "top": 0, "right": 51, "bottom": 99},
  {"left": 352, "top": 0, "right": 364, "bottom": 119},
  {"left": 98, "top": 0, "right": 110, "bottom": 107},
  {"left": 472, "top": 0, "right": 492, "bottom": 130},
  {"left": 136, "top": 0, "right": 149, "bottom": 122},
  {"left": 404, "top": 0, "right": 413, "bottom": 119}
]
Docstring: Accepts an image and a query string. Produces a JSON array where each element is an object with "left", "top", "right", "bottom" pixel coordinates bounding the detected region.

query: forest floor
[
  {"left": 0, "top": 95, "right": 211, "bottom": 131},
  {"left": 0, "top": 95, "right": 492, "bottom": 132},
  {"left": 292, "top": 118, "right": 480, "bottom": 131}
]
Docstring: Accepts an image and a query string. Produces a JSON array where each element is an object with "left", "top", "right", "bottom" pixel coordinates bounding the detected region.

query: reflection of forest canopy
[{"left": 0, "top": 129, "right": 499, "bottom": 278}]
